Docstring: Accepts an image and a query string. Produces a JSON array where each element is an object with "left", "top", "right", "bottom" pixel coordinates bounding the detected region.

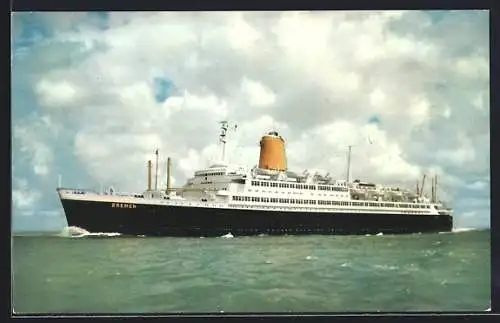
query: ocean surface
[{"left": 12, "top": 228, "right": 490, "bottom": 314}]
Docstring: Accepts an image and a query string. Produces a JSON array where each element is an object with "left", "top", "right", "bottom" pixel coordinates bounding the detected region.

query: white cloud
[
  {"left": 35, "top": 79, "right": 78, "bottom": 108},
  {"left": 12, "top": 178, "right": 42, "bottom": 210},
  {"left": 466, "top": 180, "right": 489, "bottom": 191},
  {"left": 241, "top": 77, "right": 276, "bottom": 108},
  {"left": 13, "top": 117, "right": 55, "bottom": 178},
  {"left": 12, "top": 11, "right": 490, "bottom": 229}
]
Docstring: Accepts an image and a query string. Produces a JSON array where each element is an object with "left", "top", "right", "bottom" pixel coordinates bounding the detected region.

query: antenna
[
  {"left": 154, "top": 149, "right": 159, "bottom": 191},
  {"left": 219, "top": 121, "right": 237, "bottom": 163},
  {"left": 346, "top": 145, "right": 353, "bottom": 183},
  {"left": 58, "top": 174, "right": 62, "bottom": 188}
]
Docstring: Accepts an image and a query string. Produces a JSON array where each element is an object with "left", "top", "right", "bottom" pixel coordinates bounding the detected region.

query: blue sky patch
[
  {"left": 367, "top": 114, "right": 382, "bottom": 125},
  {"left": 153, "top": 77, "right": 175, "bottom": 103}
]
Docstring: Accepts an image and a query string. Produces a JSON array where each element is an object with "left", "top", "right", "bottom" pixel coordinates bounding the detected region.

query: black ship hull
[{"left": 60, "top": 198, "right": 453, "bottom": 237}]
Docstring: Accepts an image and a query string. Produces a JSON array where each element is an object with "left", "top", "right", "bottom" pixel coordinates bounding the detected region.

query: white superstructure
[{"left": 58, "top": 121, "right": 453, "bottom": 218}]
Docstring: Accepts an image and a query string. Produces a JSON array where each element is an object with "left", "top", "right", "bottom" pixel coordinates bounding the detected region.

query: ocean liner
[{"left": 57, "top": 121, "right": 453, "bottom": 237}]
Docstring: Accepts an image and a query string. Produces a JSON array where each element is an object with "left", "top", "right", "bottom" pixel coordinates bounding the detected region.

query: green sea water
[{"left": 12, "top": 229, "right": 490, "bottom": 314}]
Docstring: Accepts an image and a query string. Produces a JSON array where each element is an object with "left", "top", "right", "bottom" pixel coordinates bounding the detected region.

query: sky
[{"left": 11, "top": 10, "right": 490, "bottom": 232}]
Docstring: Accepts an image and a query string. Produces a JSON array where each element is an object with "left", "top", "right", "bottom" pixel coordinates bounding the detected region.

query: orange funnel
[{"left": 258, "top": 131, "right": 287, "bottom": 171}]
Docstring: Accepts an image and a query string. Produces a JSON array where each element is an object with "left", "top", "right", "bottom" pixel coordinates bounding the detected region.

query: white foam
[
  {"left": 306, "top": 255, "right": 318, "bottom": 260},
  {"left": 76, "top": 232, "right": 122, "bottom": 238},
  {"left": 58, "top": 226, "right": 89, "bottom": 237},
  {"left": 373, "top": 264, "right": 399, "bottom": 271},
  {"left": 60, "top": 226, "right": 122, "bottom": 238},
  {"left": 221, "top": 232, "right": 234, "bottom": 239},
  {"left": 376, "top": 232, "right": 383, "bottom": 236},
  {"left": 452, "top": 227, "right": 477, "bottom": 233}
]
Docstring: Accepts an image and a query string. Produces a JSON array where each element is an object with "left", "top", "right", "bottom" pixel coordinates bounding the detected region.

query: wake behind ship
[{"left": 57, "top": 122, "right": 453, "bottom": 237}]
